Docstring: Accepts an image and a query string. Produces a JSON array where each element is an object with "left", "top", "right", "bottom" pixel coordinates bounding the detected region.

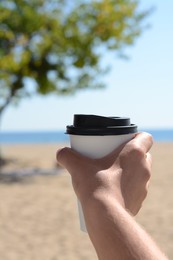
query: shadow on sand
[
  {"left": 0, "top": 167, "right": 62, "bottom": 184},
  {"left": 0, "top": 155, "right": 63, "bottom": 184}
]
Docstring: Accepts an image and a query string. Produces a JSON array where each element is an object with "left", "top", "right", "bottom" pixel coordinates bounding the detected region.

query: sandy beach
[{"left": 0, "top": 142, "right": 173, "bottom": 259}]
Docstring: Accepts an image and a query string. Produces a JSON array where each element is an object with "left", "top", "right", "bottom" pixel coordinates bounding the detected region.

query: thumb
[{"left": 56, "top": 147, "right": 87, "bottom": 175}]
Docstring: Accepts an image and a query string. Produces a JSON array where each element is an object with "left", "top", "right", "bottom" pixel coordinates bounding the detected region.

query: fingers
[{"left": 124, "top": 132, "right": 153, "bottom": 155}]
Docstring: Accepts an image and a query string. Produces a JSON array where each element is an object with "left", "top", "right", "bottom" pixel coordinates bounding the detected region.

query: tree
[{"left": 0, "top": 0, "right": 150, "bottom": 164}]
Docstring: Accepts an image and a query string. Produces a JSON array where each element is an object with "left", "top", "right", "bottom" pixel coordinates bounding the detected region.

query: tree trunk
[
  {"left": 0, "top": 112, "right": 3, "bottom": 169},
  {"left": 0, "top": 110, "right": 8, "bottom": 172},
  {"left": 0, "top": 79, "right": 21, "bottom": 172}
]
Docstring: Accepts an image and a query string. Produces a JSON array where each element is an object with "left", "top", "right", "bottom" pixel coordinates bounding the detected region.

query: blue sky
[{"left": 1, "top": 0, "right": 173, "bottom": 132}]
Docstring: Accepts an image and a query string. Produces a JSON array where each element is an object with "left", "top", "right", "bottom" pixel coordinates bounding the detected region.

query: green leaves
[{"left": 0, "top": 0, "right": 151, "bottom": 114}]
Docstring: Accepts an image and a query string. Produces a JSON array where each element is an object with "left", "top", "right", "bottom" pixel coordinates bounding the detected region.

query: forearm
[{"left": 82, "top": 196, "right": 168, "bottom": 260}]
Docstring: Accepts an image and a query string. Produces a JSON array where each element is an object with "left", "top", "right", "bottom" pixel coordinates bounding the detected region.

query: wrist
[
  {"left": 80, "top": 187, "right": 124, "bottom": 211},
  {"left": 80, "top": 190, "right": 124, "bottom": 224}
]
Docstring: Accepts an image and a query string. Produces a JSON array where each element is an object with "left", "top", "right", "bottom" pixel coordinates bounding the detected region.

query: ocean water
[
  {"left": 0, "top": 129, "right": 173, "bottom": 144},
  {"left": 0, "top": 131, "right": 68, "bottom": 144}
]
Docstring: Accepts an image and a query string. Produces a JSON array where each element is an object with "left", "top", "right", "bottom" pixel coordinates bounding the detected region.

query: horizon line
[{"left": 1, "top": 128, "right": 173, "bottom": 133}]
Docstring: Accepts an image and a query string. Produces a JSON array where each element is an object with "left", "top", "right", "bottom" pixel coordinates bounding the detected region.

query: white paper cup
[
  {"left": 70, "top": 134, "right": 135, "bottom": 159},
  {"left": 66, "top": 114, "right": 137, "bottom": 232},
  {"left": 70, "top": 134, "right": 135, "bottom": 232}
]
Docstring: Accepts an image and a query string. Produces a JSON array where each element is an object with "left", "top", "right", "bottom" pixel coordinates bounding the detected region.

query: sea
[{"left": 0, "top": 129, "right": 173, "bottom": 144}]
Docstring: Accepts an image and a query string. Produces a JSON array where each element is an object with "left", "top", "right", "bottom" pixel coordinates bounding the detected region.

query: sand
[{"left": 0, "top": 142, "right": 173, "bottom": 259}]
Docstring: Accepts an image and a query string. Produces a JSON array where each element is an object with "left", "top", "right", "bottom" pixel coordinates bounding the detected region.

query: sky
[{"left": 1, "top": 0, "right": 173, "bottom": 132}]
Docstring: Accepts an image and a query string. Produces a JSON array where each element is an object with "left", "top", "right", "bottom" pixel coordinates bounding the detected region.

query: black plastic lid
[{"left": 66, "top": 114, "right": 137, "bottom": 136}]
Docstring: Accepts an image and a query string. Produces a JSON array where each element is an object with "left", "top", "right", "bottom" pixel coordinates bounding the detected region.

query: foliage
[{"left": 0, "top": 0, "right": 150, "bottom": 115}]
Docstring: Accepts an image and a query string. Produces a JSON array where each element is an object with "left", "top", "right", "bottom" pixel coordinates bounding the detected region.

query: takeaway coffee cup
[{"left": 66, "top": 114, "right": 138, "bottom": 232}]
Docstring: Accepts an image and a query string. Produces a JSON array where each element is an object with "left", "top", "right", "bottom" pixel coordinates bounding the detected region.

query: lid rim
[
  {"left": 66, "top": 124, "right": 138, "bottom": 136},
  {"left": 67, "top": 114, "right": 138, "bottom": 135}
]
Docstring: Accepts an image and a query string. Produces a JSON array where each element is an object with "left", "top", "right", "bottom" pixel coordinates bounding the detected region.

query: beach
[{"left": 0, "top": 142, "right": 173, "bottom": 259}]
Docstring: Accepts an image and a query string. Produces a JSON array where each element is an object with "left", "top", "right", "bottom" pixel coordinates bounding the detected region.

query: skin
[{"left": 56, "top": 132, "right": 168, "bottom": 260}]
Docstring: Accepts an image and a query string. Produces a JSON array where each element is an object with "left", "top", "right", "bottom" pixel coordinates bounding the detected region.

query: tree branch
[
  {"left": 0, "top": 94, "right": 13, "bottom": 115},
  {"left": 0, "top": 77, "right": 22, "bottom": 116}
]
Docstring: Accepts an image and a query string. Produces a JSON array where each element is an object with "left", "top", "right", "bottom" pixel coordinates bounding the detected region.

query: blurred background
[{"left": 0, "top": 0, "right": 173, "bottom": 259}]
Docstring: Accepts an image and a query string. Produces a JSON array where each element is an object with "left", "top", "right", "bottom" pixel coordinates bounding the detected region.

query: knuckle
[
  {"left": 129, "top": 143, "right": 144, "bottom": 158},
  {"left": 140, "top": 184, "right": 150, "bottom": 202},
  {"left": 147, "top": 152, "right": 152, "bottom": 161},
  {"left": 119, "top": 143, "right": 144, "bottom": 163},
  {"left": 145, "top": 132, "right": 154, "bottom": 144},
  {"left": 142, "top": 167, "right": 151, "bottom": 182},
  {"left": 143, "top": 187, "right": 148, "bottom": 199}
]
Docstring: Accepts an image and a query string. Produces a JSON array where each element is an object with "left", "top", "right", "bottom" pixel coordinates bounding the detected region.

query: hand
[
  {"left": 56, "top": 133, "right": 168, "bottom": 260},
  {"left": 56, "top": 132, "right": 153, "bottom": 216}
]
